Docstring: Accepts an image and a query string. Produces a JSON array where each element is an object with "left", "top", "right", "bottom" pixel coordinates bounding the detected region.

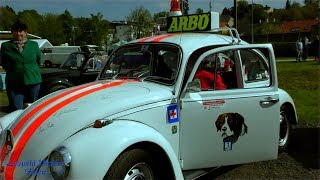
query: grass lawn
[
  {"left": 0, "top": 90, "right": 8, "bottom": 106},
  {"left": 0, "top": 61, "right": 319, "bottom": 127},
  {"left": 277, "top": 61, "right": 320, "bottom": 127}
]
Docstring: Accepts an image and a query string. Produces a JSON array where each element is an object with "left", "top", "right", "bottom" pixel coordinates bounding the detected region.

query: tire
[
  {"left": 104, "top": 149, "right": 159, "bottom": 180},
  {"left": 44, "top": 60, "right": 53, "bottom": 68},
  {"left": 278, "top": 106, "right": 292, "bottom": 152},
  {"left": 49, "top": 84, "right": 68, "bottom": 93}
]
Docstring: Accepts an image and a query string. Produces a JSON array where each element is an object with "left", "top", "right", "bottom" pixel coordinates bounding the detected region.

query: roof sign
[{"left": 167, "top": 12, "right": 219, "bottom": 33}]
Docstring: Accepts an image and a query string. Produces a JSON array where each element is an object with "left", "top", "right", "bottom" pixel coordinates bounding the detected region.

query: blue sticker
[{"left": 167, "top": 104, "right": 179, "bottom": 124}]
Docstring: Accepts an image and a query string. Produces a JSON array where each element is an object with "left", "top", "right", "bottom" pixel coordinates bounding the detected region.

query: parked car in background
[
  {"left": 41, "top": 45, "right": 100, "bottom": 67},
  {"left": 41, "top": 46, "right": 81, "bottom": 67},
  {"left": 39, "top": 51, "right": 104, "bottom": 97}
]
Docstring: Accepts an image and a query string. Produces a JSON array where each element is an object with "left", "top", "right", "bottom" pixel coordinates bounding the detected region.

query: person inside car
[
  {"left": 153, "top": 55, "right": 173, "bottom": 79},
  {"left": 194, "top": 60, "right": 226, "bottom": 90}
]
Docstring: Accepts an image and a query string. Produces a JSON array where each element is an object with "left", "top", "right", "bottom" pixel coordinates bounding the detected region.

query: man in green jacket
[{"left": 1, "top": 20, "right": 42, "bottom": 112}]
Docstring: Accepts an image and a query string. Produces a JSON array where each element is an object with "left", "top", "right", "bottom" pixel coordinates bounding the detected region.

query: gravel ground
[{"left": 202, "top": 127, "right": 320, "bottom": 179}]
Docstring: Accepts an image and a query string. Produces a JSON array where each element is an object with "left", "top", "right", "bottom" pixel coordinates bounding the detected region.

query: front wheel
[
  {"left": 104, "top": 149, "right": 158, "bottom": 180},
  {"left": 279, "top": 106, "right": 292, "bottom": 152}
]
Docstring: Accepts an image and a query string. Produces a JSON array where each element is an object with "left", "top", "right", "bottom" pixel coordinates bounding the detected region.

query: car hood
[{"left": 3, "top": 79, "right": 173, "bottom": 178}]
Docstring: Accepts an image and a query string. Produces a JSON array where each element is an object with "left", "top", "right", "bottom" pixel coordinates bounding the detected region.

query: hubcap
[
  {"left": 124, "top": 162, "right": 153, "bottom": 180},
  {"left": 279, "top": 111, "right": 289, "bottom": 146}
]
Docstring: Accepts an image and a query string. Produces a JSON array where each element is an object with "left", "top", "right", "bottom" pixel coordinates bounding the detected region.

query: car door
[
  {"left": 179, "top": 44, "right": 280, "bottom": 170},
  {"left": 79, "top": 57, "right": 102, "bottom": 84}
]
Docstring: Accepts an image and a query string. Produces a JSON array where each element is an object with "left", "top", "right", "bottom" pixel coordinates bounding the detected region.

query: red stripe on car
[
  {"left": 12, "top": 82, "right": 98, "bottom": 137},
  {"left": 0, "top": 82, "right": 98, "bottom": 173},
  {"left": 137, "top": 36, "right": 155, "bottom": 43},
  {"left": 5, "top": 80, "right": 130, "bottom": 179},
  {"left": 150, "top": 34, "right": 175, "bottom": 42}
]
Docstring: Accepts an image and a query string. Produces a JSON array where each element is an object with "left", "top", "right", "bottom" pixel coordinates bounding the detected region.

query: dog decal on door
[{"left": 215, "top": 113, "right": 248, "bottom": 151}]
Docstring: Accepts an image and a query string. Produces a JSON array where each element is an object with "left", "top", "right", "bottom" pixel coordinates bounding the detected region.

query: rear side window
[{"left": 239, "top": 49, "right": 271, "bottom": 88}]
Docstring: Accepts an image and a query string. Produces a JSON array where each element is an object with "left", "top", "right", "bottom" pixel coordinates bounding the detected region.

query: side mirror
[{"left": 186, "top": 79, "right": 201, "bottom": 92}]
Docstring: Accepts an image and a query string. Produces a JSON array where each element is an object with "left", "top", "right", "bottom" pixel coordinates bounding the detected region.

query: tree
[
  {"left": 236, "top": 0, "right": 249, "bottom": 19},
  {"left": 153, "top": 11, "right": 169, "bottom": 22},
  {"left": 126, "top": 6, "right": 152, "bottom": 39},
  {"left": 0, "top": 6, "right": 16, "bottom": 31},
  {"left": 195, "top": 8, "right": 204, "bottom": 14},
  {"left": 301, "top": 0, "right": 319, "bottom": 19},
  {"left": 285, "top": 0, "right": 291, "bottom": 9},
  {"left": 41, "top": 13, "right": 64, "bottom": 45},
  {"left": 89, "top": 13, "right": 109, "bottom": 48},
  {"left": 180, "top": 0, "right": 189, "bottom": 15},
  {"left": 304, "top": 0, "right": 319, "bottom": 5},
  {"left": 17, "top": 10, "right": 43, "bottom": 36},
  {"left": 58, "top": 10, "right": 75, "bottom": 45},
  {"left": 221, "top": 7, "right": 231, "bottom": 15}
]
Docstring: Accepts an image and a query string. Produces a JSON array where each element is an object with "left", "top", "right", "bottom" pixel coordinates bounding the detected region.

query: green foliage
[
  {"left": 181, "top": 0, "right": 189, "bottom": 15},
  {"left": 0, "top": 91, "right": 8, "bottom": 106},
  {"left": 17, "top": 10, "right": 43, "bottom": 36},
  {"left": 0, "top": 6, "right": 17, "bottom": 31},
  {"left": 41, "top": 13, "right": 65, "bottom": 45},
  {"left": 88, "top": 13, "right": 109, "bottom": 48},
  {"left": 58, "top": 10, "right": 75, "bottom": 44},
  {"left": 195, "top": 8, "right": 204, "bottom": 14},
  {"left": 126, "top": 6, "right": 152, "bottom": 39},
  {"left": 153, "top": 11, "right": 169, "bottom": 22}
]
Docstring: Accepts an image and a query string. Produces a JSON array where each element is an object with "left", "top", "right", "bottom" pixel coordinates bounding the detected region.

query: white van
[{"left": 41, "top": 46, "right": 81, "bottom": 67}]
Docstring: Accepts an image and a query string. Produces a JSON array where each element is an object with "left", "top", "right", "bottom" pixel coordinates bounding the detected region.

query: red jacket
[{"left": 194, "top": 70, "right": 226, "bottom": 90}]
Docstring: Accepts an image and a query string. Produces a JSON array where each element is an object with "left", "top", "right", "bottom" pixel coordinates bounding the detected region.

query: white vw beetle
[{"left": 0, "top": 11, "right": 297, "bottom": 180}]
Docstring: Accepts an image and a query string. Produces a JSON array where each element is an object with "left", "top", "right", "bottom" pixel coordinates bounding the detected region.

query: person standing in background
[
  {"left": 1, "top": 20, "right": 42, "bottom": 112},
  {"left": 311, "top": 35, "right": 319, "bottom": 62},
  {"left": 302, "top": 36, "right": 311, "bottom": 61},
  {"left": 296, "top": 38, "right": 303, "bottom": 62}
]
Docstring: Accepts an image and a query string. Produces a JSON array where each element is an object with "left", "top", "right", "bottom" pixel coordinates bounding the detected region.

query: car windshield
[
  {"left": 60, "top": 53, "right": 85, "bottom": 69},
  {"left": 99, "top": 44, "right": 181, "bottom": 85}
]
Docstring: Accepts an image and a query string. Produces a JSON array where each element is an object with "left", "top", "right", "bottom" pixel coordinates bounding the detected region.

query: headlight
[{"left": 49, "top": 146, "right": 71, "bottom": 179}]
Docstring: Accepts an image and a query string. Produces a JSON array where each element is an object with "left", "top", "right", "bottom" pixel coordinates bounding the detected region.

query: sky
[{"left": 1, "top": 0, "right": 305, "bottom": 21}]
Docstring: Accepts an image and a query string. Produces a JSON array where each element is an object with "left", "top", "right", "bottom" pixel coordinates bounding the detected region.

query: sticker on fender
[{"left": 167, "top": 104, "right": 179, "bottom": 124}]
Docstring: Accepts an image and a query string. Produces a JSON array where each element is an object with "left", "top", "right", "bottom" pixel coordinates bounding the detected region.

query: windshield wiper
[{"left": 111, "top": 66, "right": 144, "bottom": 79}]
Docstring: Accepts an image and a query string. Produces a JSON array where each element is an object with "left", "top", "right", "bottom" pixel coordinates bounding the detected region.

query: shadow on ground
[{"left": 288, "top": 127, "right": 320, "bottom": 169}]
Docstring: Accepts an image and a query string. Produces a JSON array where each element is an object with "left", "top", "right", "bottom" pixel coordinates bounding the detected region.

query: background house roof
[{"left": 281, "top": 19, "right": 320, "bottom": 33}]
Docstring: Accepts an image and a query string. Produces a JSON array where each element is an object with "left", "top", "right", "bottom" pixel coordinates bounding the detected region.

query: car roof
[{"left": 129, "top": 32, "right": 248, "bottom": 55}]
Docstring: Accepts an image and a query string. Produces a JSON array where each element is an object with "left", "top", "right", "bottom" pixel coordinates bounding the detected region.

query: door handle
[{"left": 260, "top": 97, "right": 279, "bottom": 105}]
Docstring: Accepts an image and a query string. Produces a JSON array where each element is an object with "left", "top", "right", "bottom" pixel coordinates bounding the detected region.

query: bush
[{"left": 272, "top": 42, "right": 296, "bottom": 57}]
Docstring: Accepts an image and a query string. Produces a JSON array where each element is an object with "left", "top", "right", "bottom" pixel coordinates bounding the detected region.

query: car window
[
  {"left": 60, "top": 53, "right": 85, "bottom": 68},
  {"left": 84, "top": 57, "right": 104, "bottom": 71},
  {"left": 239, "top": 49, "right": 270, "bottom": 88},
  {"left": 192, "top": 50, "right": 238, "bottom": 91},
  {"left": 100, "top": 44, "right": 180, "bottom": 86}
]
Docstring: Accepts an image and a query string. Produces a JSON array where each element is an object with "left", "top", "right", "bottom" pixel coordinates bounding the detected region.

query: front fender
[
  {"left": 278, "top": 88, "right": 298, "bottom": 124},
  {"left": 0, "top": 110, "right": 24, "bottom": 132},
  {"left": 53, "top": 120, "right": 183, "bottom": 179}
]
